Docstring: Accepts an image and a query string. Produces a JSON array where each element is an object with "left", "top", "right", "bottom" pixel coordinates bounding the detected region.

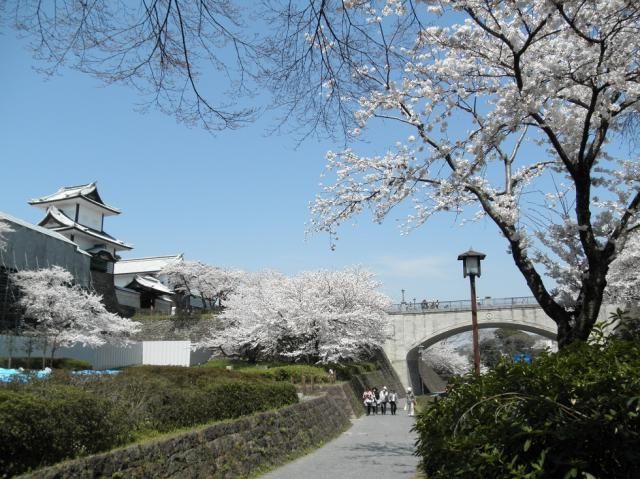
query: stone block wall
[
  {"left": 132, "top": 318, "right": 217, "bottom": 341},
  {"left": 19, "top": 393, "right": 351, "bottom": 479},
  {"left": 302, "top": 382, "right": 362, "bottom": 418}
]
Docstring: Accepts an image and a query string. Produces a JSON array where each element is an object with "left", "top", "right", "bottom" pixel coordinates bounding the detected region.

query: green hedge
[
  {"left": 329, "top": 361, "right": 377, "bottom": 380},
  {"left": 201, "top": 359, "right": 377, "bottom": 382},
  {"left": 0, "top": 385, "right": 129, "bottom": 477},
  {"left": 85, "top": 367, "right": 299, "bottom": 433},
  {"left": 238, "top": 365, "right": 330, "bottom": 383},
  {"left": 1, "top": 366, "right": 299, "bottom": 476},
  {"left": 142, "top": 380, "right": 298, "bottom": 432},
  {"left": 416, "top": 339, "right": 640, "bottom": 479},
  {"left": 0, "top": 357, "right": 92, "bottom": 370}
]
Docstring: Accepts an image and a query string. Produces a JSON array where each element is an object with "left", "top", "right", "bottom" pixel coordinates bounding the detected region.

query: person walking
[
  {"left": 363, "top": 387, "right": 374, "bottom": 416},
  {"left": 372, "top": 387, "right": 380, "bottom": 415},
  {"left": 406, "top": 387, "right": 417, "bottom": 417},
  {"left": 389, "top": 389, "right": 398, "bottom": 415},
  {"left": 379, "top": 386, "right": 389, "bottom": 415}
]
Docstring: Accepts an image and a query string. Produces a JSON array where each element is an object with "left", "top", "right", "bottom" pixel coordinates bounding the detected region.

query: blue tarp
[
  {"left": 0, "top": 368, "right": 120, "bottom": 383},
  {"left": 0, "top": 368, "right": 51, "bottom": 383}
]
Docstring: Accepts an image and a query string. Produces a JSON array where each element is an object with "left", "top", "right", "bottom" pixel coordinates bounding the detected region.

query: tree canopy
[
  {"left": 161, "top": 260, "right": 242, "bottom": 310},
  {"left": 8, "top": 1, "right": 640, "bottom": 347},
  {"left": 200, "top": 267, "right": 391, "bottom": 363},
  {"left": 12, "top": 266, "right": 141, "bottom": 361},
  {"left": 299, "top": 1, "right": 640, "bottom": 347}
]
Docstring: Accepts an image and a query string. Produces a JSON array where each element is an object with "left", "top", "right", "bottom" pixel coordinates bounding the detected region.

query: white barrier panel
[
  {"left": 1, "top": 335, "right": 206, "bottom": 369},
  {"left": 0, "top": 335, "right": 143, "bottom": 370},
  {"left": 0, "top": 335, "right": 46, "bottom": 359},
  {"left": 142, "top": 341, "right": 191, "bottom": 367},
  {"left": 59, "top": 342, "right": 143, "bottom": 370}
]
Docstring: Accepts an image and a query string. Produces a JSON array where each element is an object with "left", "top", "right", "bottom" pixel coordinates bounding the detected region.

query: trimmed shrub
[
  {"left": 239, "top": 364, "right": 330, "bottom": 384},
  {"left": 0, "top": 385, "right": 129, "bottom": 477},
  {"left": 416, "top": 339, "right": 640, "bottom": 479},
  {"left": 145, "top": 380, "right": 298, "bottom": 432},
  {"left": 0, "top": 357, "right": 92, "bottom": 370},
  {"left": 330, "top": 361, "right": 377, "bottom": 380},
  {"left": 200, "top": 359, "right": 377, "bottom": 382},
  {"left": 1, "top": 366, "right": 299, "bottom": 475},
  {"left": 83, "top": 366, "right": 299, "bottom": 433}
]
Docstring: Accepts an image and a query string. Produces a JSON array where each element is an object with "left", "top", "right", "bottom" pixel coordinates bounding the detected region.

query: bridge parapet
[{"left": 386, "top": 296, "right": 538, "bottom": 314}]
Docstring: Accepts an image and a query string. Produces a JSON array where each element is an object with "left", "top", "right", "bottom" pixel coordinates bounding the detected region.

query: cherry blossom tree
[
  {"left": 9, "top": 1, "right": 640, "bottom": 348},
  {"left": 423, "top": 341, "right": 470, "bottom": 378},
  {"left": 280, "top": 0, "right": 640, "bottom": 348},
  {"left": 12, "top": 266, "right": 141, "bottom": 365},
  {"left": 605, "top": 230, "right": 640, "bottom": 304},
  {"left": 201, "top": 267, "right": 391, "bottom": 363},
  {"left": 161, "top": 260, "right": 242, "bottom": 311}
]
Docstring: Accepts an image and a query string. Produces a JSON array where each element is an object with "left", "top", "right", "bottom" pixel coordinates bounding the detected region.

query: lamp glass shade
[
  {"left": 463, "top": 256, "right": 481, "bottom": 277},
  {"left": 458, "top": 249, "right": 486, "bottom": 277}
]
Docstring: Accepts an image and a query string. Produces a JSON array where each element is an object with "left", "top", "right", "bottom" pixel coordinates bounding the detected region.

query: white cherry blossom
[{"left": 12, "top": 266, "right": 141, "bottom": 361}]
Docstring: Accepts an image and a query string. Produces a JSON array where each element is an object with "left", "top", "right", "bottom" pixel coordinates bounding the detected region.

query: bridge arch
[
  {"left": 382, "top": 299, "right": 620, "bottom": 392},
  {"left": 382, "top": 301, "right": 573, "bottom": 392},
  {"left": 404, "top": 321, "right": 557, "bottom": 394},
  {"left": 383, "top": 301, "right": 619, "bottom": 392}
]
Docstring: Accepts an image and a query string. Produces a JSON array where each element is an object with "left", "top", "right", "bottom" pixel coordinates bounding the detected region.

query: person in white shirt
[
  {"left": 379, "top": 386, "right": 389, "bottom": 415},
  {"left": 406, "top": 387, "right": 417, "bottom": 416}
]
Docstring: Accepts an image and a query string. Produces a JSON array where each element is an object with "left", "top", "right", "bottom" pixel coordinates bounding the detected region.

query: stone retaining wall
[
  {"left": 131, "top": 318, "right": 217, "bottom": 341},
  {"left": 19, "top": 393, "right": 351, "bottom": 479}
]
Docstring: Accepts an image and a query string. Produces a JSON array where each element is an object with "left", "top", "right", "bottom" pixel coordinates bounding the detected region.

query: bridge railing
[{"left": 386, "top": 296, "right": 539, "bottom": 314}]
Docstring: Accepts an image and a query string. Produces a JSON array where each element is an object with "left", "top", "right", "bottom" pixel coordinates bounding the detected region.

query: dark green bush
[
  {"left": 121, "top": 364, "right": 251, "bottom": 386},
  {"left": 330, "top": 361, "right": 377, "bottom": 380},
  {"left": 416, "top": 339, "right": 640, "bottom": 479},
  {"left": 1, "top": 366, "right": 298, "bottom": 475},
  {"left": 85, "top": 366, "right": 299, "bottom": 433},
  {"left": 239, "top": 364, "right": 330, "bottom": 383},
  {"left": 0, "top": 385, "right": 129, "bottom": 477},
  {"left": 145, "top": 380, "right": 298, "bottom": 432},
  {"left": 0, "top": 357, "right": 92, "bottom": 370}
]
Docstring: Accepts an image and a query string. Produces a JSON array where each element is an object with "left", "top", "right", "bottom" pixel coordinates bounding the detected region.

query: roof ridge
[{"left": 119, "top": 254, "right": 183, "bottom": 261}]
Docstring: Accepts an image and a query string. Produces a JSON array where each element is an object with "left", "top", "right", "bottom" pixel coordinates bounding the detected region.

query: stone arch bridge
[{"left": 382, "top": 296, "right": 617, "bottom": 393}]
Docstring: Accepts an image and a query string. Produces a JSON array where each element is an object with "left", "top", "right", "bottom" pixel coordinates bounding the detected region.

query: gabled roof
[
  {"left": 29, "top": 182, "right": 121, "bottom": 214},
  {"left": 125, "top": 275, "right": 174, "bottom": 295},
  {"left": 38, "top": 206, "right": 132, "bottom": 251},
  {"left": 113, "top": 254, "right": 184, "bottom": 275},
  {"left": 0, "top": 210, "right": 91, "bottom": 256}
]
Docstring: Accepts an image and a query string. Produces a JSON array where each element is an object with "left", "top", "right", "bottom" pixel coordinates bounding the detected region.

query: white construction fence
[{"left": 0, "top": 335, "right": 212, "bottom": 369}]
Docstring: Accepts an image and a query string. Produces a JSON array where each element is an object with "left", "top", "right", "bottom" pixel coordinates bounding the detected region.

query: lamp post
[{"left": 458, "top": 248, "right": 486, "bottom": 375}]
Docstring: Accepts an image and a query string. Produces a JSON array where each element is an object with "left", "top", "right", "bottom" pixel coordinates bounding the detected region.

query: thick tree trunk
[{"left": 503, "top": 221, "right": 609, "bottom": 349}]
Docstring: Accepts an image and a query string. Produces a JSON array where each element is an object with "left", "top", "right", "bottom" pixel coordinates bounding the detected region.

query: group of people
[{"left": 362, "top": 386, "right": 417, "bottom": 416}]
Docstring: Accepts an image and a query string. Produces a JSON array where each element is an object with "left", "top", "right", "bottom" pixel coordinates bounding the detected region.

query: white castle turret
[{"left": 30, "top": 182, "right": 132, "bottom": 274}]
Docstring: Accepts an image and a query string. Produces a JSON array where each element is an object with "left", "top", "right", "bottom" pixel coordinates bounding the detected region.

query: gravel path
[{"left": 259, "top": 412, "right": 419, "bottom": 479}]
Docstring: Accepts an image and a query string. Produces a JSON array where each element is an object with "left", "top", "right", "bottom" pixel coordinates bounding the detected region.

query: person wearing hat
[
  {"left": 379, "top": 386, "right": 389, "bottom": 415},
  {"left": 406, "top": 387, "right": 417, "bottom": 416}
]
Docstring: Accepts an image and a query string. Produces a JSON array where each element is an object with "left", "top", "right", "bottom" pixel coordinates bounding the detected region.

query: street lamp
[{"left": 458, "top": 248, "right": 486, "bottom": 375}]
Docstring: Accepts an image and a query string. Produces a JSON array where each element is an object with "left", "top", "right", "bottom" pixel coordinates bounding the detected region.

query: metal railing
[{"left": 386, "top": 296, "right": 539, "bottom": 314}]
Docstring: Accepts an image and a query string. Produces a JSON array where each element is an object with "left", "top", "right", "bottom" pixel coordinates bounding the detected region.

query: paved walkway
[{"left": 260, "top": 412, "right": 419, "bottom": 479}]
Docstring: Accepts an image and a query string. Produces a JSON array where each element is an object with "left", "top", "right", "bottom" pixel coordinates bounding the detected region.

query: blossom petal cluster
[
  {"left": 200, "top": 267, "right": 391, "bottom": 363},
  {"left": 305, "top": 0, "right": 640, "bottom": 345},
  {"left": 12, "top": 266, "right": 141, "bottom": 352}
]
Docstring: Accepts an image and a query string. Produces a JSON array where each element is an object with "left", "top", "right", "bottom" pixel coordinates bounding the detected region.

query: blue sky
[{"left": 0, "top": 31, "right": 534, "bottom": 303}]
